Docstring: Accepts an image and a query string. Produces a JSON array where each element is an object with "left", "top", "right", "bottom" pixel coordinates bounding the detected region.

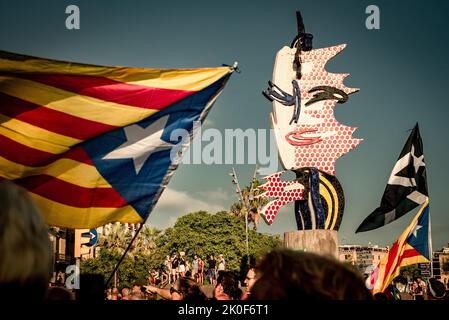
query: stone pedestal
[{"left": 284, "top": 230, "right": 339, "bottom": 259}]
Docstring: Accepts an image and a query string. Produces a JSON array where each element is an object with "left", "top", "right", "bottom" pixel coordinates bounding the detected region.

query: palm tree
[
  {"left": 99, "top": 223, "right": 132, "bottom": 254},
  {"left": 229, "top": 180, "right": 267, "bottom": 231},
  {"left": 132, "top": 225, "right": 161, "bottom": 256},
  {"left": 98, "top": 223, "right": 160, "bottom": 257}
]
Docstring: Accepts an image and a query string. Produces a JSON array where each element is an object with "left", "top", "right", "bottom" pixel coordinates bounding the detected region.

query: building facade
[
  {"left": 433, "top": 243, "right": 449, "bottom": 286},
  {"left": 338, "top": 244, "right": 389, "bottom": 275},
  {"left": 49, "top": 222, "right": 141, "bottom": 285}
]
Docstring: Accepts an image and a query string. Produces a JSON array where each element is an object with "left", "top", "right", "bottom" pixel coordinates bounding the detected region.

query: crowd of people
[
  {"left": 378, "top": 276, "right": 448, "bottom": 301},
  {"left": 151, "top": 252, "right": 227, "bottom": 287},
  {"left": 1, "top": 181, "right": 448, "bottom": 302}
]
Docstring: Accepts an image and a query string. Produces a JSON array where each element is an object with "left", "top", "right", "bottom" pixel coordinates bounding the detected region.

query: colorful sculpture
[{"left": 257, "top": 12, "right": 361, "bottom": 230}]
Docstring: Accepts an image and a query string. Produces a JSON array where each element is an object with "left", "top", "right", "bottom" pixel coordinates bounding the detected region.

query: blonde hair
[{"left": 0, "top": 181, "right": 52, "bottom": 298}]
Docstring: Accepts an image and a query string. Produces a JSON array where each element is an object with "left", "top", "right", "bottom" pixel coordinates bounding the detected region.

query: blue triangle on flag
[
  {"left": 406, "top": 204, "right": 430, "bottom": 260},
  {"left": 82, "top": 76, "right": 228, "bottom": 220}
]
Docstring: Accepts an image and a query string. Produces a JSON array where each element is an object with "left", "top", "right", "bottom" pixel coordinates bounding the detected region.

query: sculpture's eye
[{"left": 306, "top": 86, "right": 349, "bottom": 106}]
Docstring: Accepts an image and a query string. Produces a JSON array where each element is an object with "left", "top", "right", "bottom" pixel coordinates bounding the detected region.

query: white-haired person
[{"left": 0, "top": 181, "right": 52, "bottom": 301}]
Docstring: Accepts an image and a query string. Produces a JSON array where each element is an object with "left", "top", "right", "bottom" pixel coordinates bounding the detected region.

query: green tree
[
  {"left": 80, "top": 247, "right": 153, "bottom": 288},
  {"left": 97, "top": 223, "right": 160, "bottom": 256},
  {"left": 80, "top": 224, "right": 161, "bottom": 288},
  {"left": 399, "top": 264, "right": 421, "bottom": 280},
  {"left": 80, "top": 212, "right": 281, "bottom": 287},
  {"left": 147, "top": 211, "right": 281, "bottom": 272}
]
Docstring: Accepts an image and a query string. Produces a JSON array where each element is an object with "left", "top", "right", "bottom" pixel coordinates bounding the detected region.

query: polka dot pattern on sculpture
[
  {"left": 255, "top": 171, "right": 305, "bottom": 225},
  {"left": 289, "top": 45, "right": 361, "bottom": 175}
]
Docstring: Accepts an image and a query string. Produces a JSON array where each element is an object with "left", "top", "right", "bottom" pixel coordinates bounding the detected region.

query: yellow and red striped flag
[
  {"left": 369, "top": 199, "right": 431, "bottom": 293},
  {"left": 0, "top": 50, "right": 234, "bottom": 228}
]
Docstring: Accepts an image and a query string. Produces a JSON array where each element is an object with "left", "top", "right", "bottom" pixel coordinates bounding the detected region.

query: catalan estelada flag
[
  {"left": 0, "top": 50, "right": 234, "bottom": 228},
  {"left": 369, "top": 199, "right": 431, "bottom": 294}
]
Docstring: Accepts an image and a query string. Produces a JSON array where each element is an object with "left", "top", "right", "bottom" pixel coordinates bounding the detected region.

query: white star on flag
[
  {"left": 411, "top": 223, "right": 422, "bottom": 238},
  {"left": 102, "top": 115, "right": 175, "bottom": 174},
  {"left": 411, "top": 145, "right": 425, "bottom": 173}
]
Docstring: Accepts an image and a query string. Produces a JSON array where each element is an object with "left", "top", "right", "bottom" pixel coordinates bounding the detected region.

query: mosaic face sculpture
[{"left": 258, "top": 43, "right": 360, "bottom": 230}]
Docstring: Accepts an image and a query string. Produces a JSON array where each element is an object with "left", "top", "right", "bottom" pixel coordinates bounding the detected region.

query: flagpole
[
  {"left": 429, "top": 205, "right": 434, "bottom": 278},
  {"left": 105, "top": 223, "right": 144, "bottom": 288}
]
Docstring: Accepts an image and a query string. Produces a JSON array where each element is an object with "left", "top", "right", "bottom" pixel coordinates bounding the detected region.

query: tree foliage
[
  {"left": 399, "top": 264, "right": 421, "bottom": 280},
  {"left": 81, "top": 211, "right": 281, "bottom": 288},
  {"left": 147, "top": 211, "right": 281, "bottom": 272},
  {"left": 80, "top": 224, "right": 160, "bottom": 288}
]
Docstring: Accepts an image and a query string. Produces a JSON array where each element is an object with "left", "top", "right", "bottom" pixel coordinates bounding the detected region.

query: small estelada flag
[{"left": 369, "top": 200, "right": 431, "bottom": 294}]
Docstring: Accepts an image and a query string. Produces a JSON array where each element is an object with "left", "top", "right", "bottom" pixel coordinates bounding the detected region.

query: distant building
[
  {"left": 338, "top": 244, "right": 389, "bottom": 275},
  {"left": 433, "top": 243, "right": 449, "bottom": 286},
  {"left": 48, "top": 222, "right": 140, "bottom": 285}
]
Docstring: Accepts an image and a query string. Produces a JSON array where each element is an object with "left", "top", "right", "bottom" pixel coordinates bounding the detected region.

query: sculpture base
[{"left": 284, "top": 230, "right": 339, "bottom": 259}]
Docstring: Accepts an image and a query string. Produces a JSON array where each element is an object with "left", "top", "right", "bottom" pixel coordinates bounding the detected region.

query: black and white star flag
[{"left": 356, "top": 123, "right": 428, "bottom": 233}]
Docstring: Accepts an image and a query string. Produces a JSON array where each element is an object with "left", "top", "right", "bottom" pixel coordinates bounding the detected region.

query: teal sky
[{"left": 1, "top": 0, "right": 448, "bottom": 250}]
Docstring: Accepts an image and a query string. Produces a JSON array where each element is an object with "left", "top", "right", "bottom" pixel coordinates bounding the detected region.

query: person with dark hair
[
  {"left": 373, "top": 292, "right": 389, "bottom": 300},
  {"left": 46, "top": 286, "right": 74, "bottom": 300},
  {"left": 76, "top": 274, "right": 105, "bottom": 301},
  {"left": 214, "top": 271, "right": 242, "bottom": 300},
  {"left": 130, "top": 279, "right": 147, "bottom": 300},
  {"left": 145, "top": 277, "right": 207, "bottom": 301},
  {"left": 250, "top": 248, "right": 373, "bottom": 300},
  {"left": 197, "top": 256, "right": 205, "bottom": 285},
  {"left": 171, "top": 254, "right": 179, "bottom": 283},
  {"left": 427, "top": 278, "right": 446, "bottom": 300},
  {"left": 178, "top": 253, "right": 186, "bottom": 278},
  {"left": 0, "top": 181, "right": 52, "bottom": 301},
  {"left": 192, "top": 254, "right": 199, "bottom": 280},
  {"left": 207, "top": 254, "right": 217, "bottom": 285},
  {"left": 411, "top": 280, "right": 424, "bottom": 300}
]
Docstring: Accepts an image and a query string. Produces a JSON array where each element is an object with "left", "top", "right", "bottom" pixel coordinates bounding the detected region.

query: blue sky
[{"left": 1, "top": 0, "right": 448, "bottom": 249}]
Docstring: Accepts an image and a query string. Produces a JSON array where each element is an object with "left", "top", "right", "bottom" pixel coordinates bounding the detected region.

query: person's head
[
  {"left": 46, "top": 286, "right": 74, "bottom": 301},
  {"left": 244, "top": 268, "right": 258, "bottom": 294},
  {"left": 218, "top": 254, "right": 224, "bottom": 260},
  {"left": 0, "top": 182, "right": 52, "bottom": 301},
  {"left": 194, "top": 254, "right": 198, "bottom": 260},
  {"left": 132, "top": 282, "right": 143, "bottom": 296},
  {"left": 214, "top": 271, "right": 241, "bottom": 300},
  {"left": 171, "top": 277, "right": 207, "bottom": 301},
  {"left": 250, "top": 248, "right": 373, "bottom": 300},
  {"left": 427, "top": 278, "right": 446, "bottom": 300},
  {"left": 76, "top": 274, "right": 105, "bottom": 301},
  {"left": 210, "top": 254, "right": 214, "bottom": 260},
  {"left": 111, "top": 287, "right": 120, "bottom": 299},
  {"left": 373, "top": 292, "right": 389, "bottom": 300},
  {"left": 121, "top": 287, "right": 130, "bottom": 298}
]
